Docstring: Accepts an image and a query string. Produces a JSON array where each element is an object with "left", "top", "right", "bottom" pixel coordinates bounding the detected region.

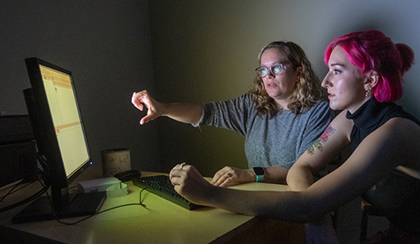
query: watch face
[{"left": 253, "top": 167, "right": 264, "bottom": 175}]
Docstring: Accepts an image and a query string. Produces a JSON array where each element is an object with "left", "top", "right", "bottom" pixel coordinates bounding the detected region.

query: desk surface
[{"left": 0, "top": 172, "right": 304, "bottom": 244}]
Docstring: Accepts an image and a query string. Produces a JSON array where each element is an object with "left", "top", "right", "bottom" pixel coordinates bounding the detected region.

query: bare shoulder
[
  {"left": 378, "top": 117, "right": 420, "bottom": 140},
  {"left": 369, "top": 117, "right": 420, "bottom": 168}
]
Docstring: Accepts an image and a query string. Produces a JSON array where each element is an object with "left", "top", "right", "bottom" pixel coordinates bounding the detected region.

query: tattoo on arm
[{"left": 307, "top": 124, "right": 336, "bottom": 155}]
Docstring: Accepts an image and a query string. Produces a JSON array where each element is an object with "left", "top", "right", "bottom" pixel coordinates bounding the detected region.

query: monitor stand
[{"left": 11, "top": 192, "right": 106, "bottom": 224}]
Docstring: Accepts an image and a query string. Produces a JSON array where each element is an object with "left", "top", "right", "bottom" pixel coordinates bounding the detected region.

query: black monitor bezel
[
  {"left": 25, "top": 57, "right": 92, "bottom": 188},
  {"left": 13, "top": 58, "right": 105, "bottom": 223}
]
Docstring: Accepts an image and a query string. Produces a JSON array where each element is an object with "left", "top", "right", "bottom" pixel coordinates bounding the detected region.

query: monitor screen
[
  {"left": 37, "top": 63, "right": 90, "bottom": 179},
  {"left": 12, "top": 58, "right": 105, "bottom": 223}
]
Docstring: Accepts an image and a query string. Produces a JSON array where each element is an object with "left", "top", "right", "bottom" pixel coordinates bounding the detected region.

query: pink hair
[{"left": 324, "top": 30, "right": 414, "bottom": 102}]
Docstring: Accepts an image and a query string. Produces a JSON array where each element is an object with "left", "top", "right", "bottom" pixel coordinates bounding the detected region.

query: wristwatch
[{"left": 253, "top": 167, "right": 265, "bottom": 182}]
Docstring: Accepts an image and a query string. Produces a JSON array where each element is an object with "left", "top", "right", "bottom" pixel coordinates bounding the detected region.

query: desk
[{"left": 0, "top": 172, "right": 305, "bottom": 244}]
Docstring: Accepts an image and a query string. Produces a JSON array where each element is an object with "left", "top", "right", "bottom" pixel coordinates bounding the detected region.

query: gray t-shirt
[{"left": 195, "top": 94, "right": 334, "bottom": 169}]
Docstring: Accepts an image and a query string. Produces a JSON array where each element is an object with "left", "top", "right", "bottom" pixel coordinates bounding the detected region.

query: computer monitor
[{"left": 12, "top": 58, "right": 105, "bottom": 223}]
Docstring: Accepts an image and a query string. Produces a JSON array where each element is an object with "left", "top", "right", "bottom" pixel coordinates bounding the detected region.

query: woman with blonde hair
[{"left": 132, "top": 41, "right": 333, "bottom": 187}]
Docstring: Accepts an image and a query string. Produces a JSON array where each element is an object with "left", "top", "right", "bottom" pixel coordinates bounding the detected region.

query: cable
[
  {"left": 1, "top": 151, "right": 148, "bottom": 225},
  {"left": 0, "top": 154, "right": 50, "bottom": 213},
  {"left": 0, "top": 180, "right": 23, "bottom": 204},
  {"left": 0, "top": 180, "right": 48, "bottom": 213},
  {"left": 0, "top": 180, "right": 33, "bottom": 203},
  {"left": 48, "top": 187, "right": 148, "bottom": 225}
]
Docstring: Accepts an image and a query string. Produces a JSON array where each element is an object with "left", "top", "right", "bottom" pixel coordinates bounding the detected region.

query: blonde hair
[{"left": 249, "top": 41, "right": 324, "bottom": 117}]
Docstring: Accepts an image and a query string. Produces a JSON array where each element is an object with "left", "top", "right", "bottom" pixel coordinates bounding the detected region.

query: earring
[{"left": 365, "top": 88, "right": 371, "bottom": 97}]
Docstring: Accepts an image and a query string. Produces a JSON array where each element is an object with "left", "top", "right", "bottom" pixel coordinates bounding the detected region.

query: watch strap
[{"left": 253, "top": 167, "right": 264, "bottom": 182}]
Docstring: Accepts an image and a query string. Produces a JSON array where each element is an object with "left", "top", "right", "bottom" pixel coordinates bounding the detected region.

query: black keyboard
[{"left": 132, "top": 175, "right": 201, "bottom": 210}]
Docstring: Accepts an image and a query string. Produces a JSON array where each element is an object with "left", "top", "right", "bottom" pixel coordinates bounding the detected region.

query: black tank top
[{"left": 346, "top": 97, "right": 420, "bottom": 233}]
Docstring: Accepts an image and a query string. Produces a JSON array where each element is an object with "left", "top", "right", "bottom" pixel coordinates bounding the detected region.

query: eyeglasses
[{"left": 255, "top": 64, "right": 289, "bottom": 78}]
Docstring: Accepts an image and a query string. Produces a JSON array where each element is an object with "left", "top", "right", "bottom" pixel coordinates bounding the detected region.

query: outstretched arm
[
  {"left": 170, "top": 116, "right": 420, "bottom": 223},
  {"left": 131, "top": 90, "right": 203, "bottom": 125}
]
